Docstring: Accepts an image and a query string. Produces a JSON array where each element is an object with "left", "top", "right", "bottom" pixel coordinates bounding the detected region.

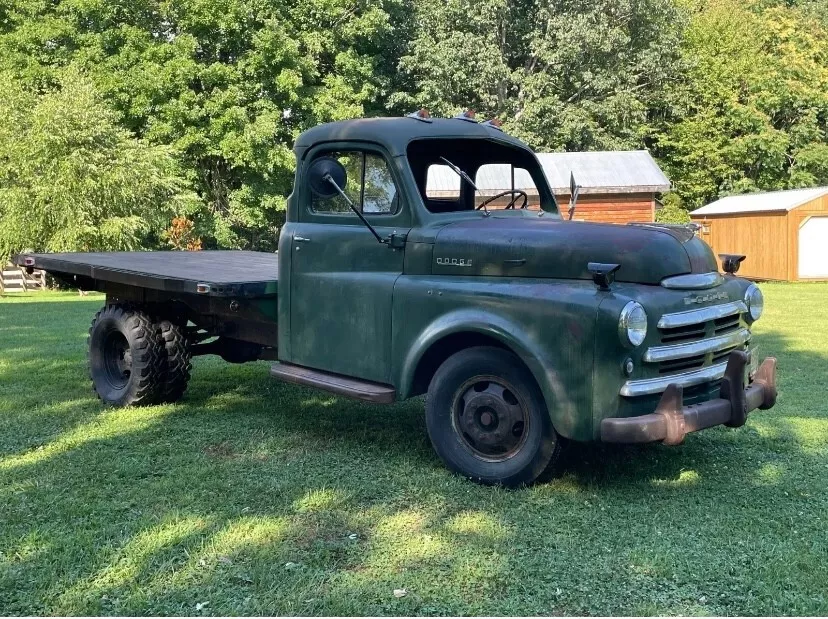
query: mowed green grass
[{"left": 0, "top": 286, "right": 826, "bottom": 616}]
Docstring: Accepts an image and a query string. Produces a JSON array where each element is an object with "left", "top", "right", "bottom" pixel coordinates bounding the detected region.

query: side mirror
[{"left": 308, "top": 156, "right": 347, "bottom": 199}]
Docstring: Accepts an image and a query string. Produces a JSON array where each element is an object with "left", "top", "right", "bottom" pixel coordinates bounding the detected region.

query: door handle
[{"left": 294, "top": 236, "right": 311, "bottom": 243}]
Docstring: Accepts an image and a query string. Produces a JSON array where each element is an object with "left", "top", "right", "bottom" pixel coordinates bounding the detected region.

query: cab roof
[{"left": 293, "top": 116, "right": 531, "bottom": 158}]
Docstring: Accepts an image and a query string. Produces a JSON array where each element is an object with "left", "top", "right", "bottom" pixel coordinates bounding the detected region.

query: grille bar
[
  {"left": 621, "top": 361, "right": 728, "bottom": 397},
  {"left": 657, "top": 301, "right": 747, "bottom": 329},
  {"left": 644, "top": 328, "right": 750, "bottom": 363}
]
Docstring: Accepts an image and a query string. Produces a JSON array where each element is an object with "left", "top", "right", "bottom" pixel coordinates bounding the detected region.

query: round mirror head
[{"left": 308, "top": 156, "right": 347, "bottom": 199}]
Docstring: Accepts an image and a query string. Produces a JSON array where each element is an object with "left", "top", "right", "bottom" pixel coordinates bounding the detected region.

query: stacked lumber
[{"left": 0, "top": 263, "right": 46, "bottom": 293}]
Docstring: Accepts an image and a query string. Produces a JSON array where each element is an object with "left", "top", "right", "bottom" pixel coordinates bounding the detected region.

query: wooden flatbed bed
[{"left": 17, "top": 251, "right": 279, "bottom": 298}]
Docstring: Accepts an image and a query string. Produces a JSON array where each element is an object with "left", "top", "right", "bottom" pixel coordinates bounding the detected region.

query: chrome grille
[
  {"left": 658, "top": 355, "right": 705, "bottom": 374},
  {"left": 622, "top": 302, "right": 750, "bottom": 397},
  {"left": 659, "top": 323, "right": 707, "bottom": 344},
  {"left": 713, "top": 314, "right": 741, "bottom": 335}
]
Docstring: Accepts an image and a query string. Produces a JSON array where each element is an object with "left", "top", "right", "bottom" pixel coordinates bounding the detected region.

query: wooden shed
[
  {"left": 537, "top": 151, "right": 670, "bottom": 224},
  {"left": 690, "top": 187, "right": 828, "bottom": 281},
  {"left": 425, "top": 150, "right": 671, "bottom": 224}
]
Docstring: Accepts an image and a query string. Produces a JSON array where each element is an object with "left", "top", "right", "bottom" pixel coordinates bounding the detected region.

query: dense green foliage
[
  {"left": 0, "top": 69, "right": 197, "bottom": 258},
  {"left": 652, "top": 0, "right": 828, "bottom": 208},
  {"left": 1, "top": 0, "right": 827, "bottom": 250},
  {"left": 396, "top": 0, "right": 686, "bottom": 152},
  {"left": 0, "top": 0, "right": 412, "bottom": 252},
  {"left": 1, "top": 285, "right": 827, "bottom": 614}
]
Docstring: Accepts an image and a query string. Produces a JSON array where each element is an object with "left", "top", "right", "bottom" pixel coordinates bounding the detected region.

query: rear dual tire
[
  {"left": 158, "top": 319, "right": 192, "bottom": 403},
  {"left": 87, "top": 305, "right": 191, "bottom": 407},
  {"left": 426, "top": 346, "right": 562, "bottom": 487}
]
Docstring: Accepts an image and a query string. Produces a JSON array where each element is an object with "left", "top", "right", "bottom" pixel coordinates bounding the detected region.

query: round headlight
[
  {"left": 745, "top": 284, "right": 764, "bottom": 321},
  {"left": 619, "top": 301, "right": 648, "bottom": 347}
]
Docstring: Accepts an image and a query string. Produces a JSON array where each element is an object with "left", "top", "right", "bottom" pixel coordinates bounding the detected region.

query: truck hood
[{"left": 431, "top": 218, "right": 717, "bottom": 284}]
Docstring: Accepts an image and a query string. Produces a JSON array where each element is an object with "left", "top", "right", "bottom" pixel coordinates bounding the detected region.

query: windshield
[{"left": 407, "top": 138, "right": 559, "bottom": 215}]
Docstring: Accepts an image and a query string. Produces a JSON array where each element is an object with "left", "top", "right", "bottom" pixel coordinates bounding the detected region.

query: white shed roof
[
  {"left": 425, "top": 150, "right": 670, "bottom": 196},
  {"left": 691, "top": 187, "right": 828, "bottom": 216}
]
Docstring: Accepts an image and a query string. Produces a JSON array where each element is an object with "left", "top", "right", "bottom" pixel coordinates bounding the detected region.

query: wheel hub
[
  {"left": 453, "top": 378, "right": 529, "bottom": 461},
  {"left": 103, "top": 330, "right": 132, "bottom": 389}
]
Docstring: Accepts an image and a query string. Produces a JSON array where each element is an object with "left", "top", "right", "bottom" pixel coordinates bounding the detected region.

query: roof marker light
[
  {"left": 406, "top": 108, "right": 432, "bottom": 123},
  {"left": 454, "top": 109, "right": 477, "bottom": 123},
  {"left": 482, "top": 118, "right": 503, "bottom": 131}
]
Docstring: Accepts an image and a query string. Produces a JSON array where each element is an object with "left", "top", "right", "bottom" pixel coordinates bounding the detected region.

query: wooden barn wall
[
  {"left": 554, "top": 193, "right": 655, "bottom": 224},
  {"left": 692, "top": 212, "right": 789, "bottom": 280},
  {"left": 479, "top": 192, "right": 656, "bottom": 224}
]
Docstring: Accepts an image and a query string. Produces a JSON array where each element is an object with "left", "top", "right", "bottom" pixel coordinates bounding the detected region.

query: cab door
[{"left": 288, "top": 146, "right": 410, "bottom": 384}]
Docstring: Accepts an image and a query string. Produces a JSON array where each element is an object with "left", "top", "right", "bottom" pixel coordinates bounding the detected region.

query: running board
[{"left": 270, "top": 362, "right": 396, "bottom": 404}]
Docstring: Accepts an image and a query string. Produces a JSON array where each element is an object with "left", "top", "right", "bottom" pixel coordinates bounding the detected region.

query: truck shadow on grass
[{"left": 2, "top": 300, "right": 828, "bottom": 614}]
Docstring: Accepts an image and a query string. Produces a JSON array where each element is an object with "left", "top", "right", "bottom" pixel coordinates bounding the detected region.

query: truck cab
[{"left": 17, "top": 114, "right": 777, "bottom": 487}]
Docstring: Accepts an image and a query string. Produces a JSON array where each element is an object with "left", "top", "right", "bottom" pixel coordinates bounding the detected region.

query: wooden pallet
[{"left": 0, "top": 263, "right": 46, "bottom": 293}]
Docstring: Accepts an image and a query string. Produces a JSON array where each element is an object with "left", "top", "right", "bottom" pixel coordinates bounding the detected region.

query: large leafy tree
[
  {"left": 0, "top": 70, "right": 198, "bottom": 260},
  {"left": 395, "top": 0, "right": 686, "bottom": 151},
  {"left": 0, "top": 0, "right": 412, "bottom": 249},
  {"left": 652, "top": 0, "right": 828, "bottom": 209}
]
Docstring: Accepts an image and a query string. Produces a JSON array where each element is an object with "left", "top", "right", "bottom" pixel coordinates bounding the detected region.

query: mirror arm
[{"left": 323, "top": 174, "right": 387, "bottom": 245}]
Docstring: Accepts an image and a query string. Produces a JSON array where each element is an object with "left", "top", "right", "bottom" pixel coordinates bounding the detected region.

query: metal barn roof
[
  {"left": 425, "top": 150, "right": 670, "bottom": 196},
  {"left": 691, "top": 187, "right": 828, "bottom": 216},
  {"left": 537, "top": 151, "right": 670, "bottom": 194}
]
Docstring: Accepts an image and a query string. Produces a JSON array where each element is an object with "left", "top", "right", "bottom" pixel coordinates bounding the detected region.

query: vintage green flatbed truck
[{"left": 16, "top": 113, "right": 778, "bottom": 486}]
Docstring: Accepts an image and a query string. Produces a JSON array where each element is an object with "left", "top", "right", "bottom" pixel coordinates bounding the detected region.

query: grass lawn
[{"left": 0, "top": 285, "right": 826, "bottom": 616}]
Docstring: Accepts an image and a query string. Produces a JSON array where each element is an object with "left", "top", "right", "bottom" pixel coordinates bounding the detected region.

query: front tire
[
  {"left": 87, "top": 305, "right": 165, "bottom": 406},
  {"left": 426, "top": 346, "right": 561, "bottom": 487}
]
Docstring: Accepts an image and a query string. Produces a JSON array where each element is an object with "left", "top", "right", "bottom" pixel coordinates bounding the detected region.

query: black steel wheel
[
  {"left": 426, "top": 346, "right": 561, "bottom": 487},
  {"left": 452, "top": 376, "right": 530, "bottom": 461},
  {"left": 87, "top": 304, "right": 165, "bottom": 407}
]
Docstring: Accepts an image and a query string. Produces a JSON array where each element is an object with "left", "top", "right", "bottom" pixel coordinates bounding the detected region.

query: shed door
[{"left": 799, "top": 217, "right": 828, "bottom": 278}]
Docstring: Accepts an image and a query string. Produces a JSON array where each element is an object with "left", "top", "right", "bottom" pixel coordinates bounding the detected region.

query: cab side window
[
  {"left": 311, "top": 151, "right": 399, "bottom": 215},
  {"left": 310, "top": 151, "right": 362, "bottom": 214}
]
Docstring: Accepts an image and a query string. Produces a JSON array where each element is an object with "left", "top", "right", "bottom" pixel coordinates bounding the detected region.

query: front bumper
[{"left": 601, "top": 351, "right": 777, "bottom": 445}]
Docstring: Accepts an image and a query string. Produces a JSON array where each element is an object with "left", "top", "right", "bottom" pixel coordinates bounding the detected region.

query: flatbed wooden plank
[{"left": 15, "top": 251, "right": 279, "bottom": 298}]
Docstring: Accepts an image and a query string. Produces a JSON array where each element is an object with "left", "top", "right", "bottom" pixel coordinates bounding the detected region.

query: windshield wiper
[{"left": 439, "top": 156, "right": 489, "bottom": 216}]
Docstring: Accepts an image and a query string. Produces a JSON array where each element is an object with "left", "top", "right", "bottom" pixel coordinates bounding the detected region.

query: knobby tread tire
[
  {"left": 87, "top": 304, "right": 166, "bottom": 407},
  {"left": 157, "top": 319, "right": 192, "bottom": 403}
]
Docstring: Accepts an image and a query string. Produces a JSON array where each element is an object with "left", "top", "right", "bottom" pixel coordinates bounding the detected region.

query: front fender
[
  {"left": 391, "top": 276, "right": 601, "bottom": 440},
  {"left": 398, "top": 308, "right": 553, "bottom": 399}
]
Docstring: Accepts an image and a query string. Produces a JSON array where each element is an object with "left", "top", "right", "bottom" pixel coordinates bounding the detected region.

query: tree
[
  {"left": 0, "top": 0, "right": 414, "bottom": 250},
  {"left": 395, "top": 0, "right": 686, "bottom": 151},
  {"left": 0, "top": 70, "right": 198, "bottom": 260},
  {"left": 652, "top": 0, "right": 828, "bottom": 209}
]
